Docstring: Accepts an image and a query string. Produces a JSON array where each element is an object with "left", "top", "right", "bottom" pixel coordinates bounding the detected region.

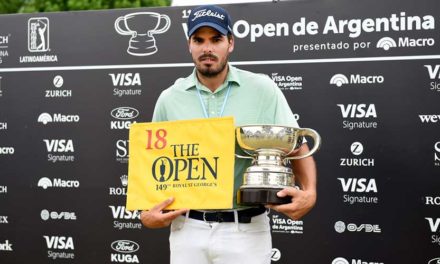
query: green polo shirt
[{"left": 152, "top": 64, "right": 299, "bottom": 208}]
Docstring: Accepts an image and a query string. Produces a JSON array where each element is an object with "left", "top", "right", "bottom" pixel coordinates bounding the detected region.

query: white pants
[{"left": 169, "top": 212, "right": 272, "bottom": 264}]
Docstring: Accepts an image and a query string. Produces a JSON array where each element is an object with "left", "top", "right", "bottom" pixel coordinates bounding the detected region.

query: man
[{"left": 140, "top": 5, "right": 317, "bottom": 264}]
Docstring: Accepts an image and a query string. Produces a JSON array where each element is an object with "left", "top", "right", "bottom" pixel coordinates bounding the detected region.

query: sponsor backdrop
[{"left": 0, "top": 0, "right": 439, "bottom": 263}]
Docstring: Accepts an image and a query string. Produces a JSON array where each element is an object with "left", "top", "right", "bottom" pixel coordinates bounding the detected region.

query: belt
[{"left": 188, "top": 207, "right": 266, "bottom": 224}]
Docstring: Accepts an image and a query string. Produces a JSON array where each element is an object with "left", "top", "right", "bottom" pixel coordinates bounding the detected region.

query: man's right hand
[{"left": 140, "top": 197, "right": 188, "bottom": 229}]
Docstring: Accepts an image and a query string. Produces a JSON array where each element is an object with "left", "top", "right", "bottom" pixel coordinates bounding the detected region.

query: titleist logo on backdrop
[{"left": 192, "top": 9, "right": 225, "bottom": 21}]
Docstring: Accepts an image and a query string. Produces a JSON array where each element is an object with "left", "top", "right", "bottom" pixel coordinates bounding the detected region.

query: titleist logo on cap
[{"left": 192, "top": 9, "right": 225, "bottom": 21}]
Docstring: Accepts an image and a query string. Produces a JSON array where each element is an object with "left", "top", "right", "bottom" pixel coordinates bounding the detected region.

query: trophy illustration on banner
[
  {"left": 236, "top": 125, "right": 321, "bottom": 205},
  {"left": 114, "top": 12, "right": 170, "bottom": 56}
]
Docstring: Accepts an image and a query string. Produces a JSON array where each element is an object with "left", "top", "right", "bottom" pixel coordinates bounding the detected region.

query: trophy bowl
[{"left": 236, "top": 125, "right": 321, "bottom": 205}]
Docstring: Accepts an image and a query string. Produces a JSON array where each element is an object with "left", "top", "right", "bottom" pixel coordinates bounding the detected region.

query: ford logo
[
  {"left": 111, "top": 107, "right": 139, "bottom": 120},
  {"left": 111, "top": 240, "right": 139, "bottom": 253},
  {"left": 428, "top": 258, "right": 440, "bottom": 264}
]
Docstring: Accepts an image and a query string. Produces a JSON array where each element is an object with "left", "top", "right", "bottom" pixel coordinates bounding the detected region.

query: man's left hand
[{"left": 266, "top": 187, "right": 316, "bottom": 220}]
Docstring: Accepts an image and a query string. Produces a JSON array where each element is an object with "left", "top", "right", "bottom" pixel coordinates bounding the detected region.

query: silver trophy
[{"left": 236, "top": 125, "right": 321, "bottom": 205}]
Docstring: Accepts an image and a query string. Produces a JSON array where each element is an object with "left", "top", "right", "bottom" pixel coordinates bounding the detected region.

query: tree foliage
[{"left": 0, "top": 0, "right": 171, "bottom": 14}]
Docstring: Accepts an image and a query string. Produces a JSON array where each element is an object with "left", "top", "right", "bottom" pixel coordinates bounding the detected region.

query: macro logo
[
  {"left": 38, "top": 113, "right": 52, "bottom": 124},
  {"left": 110, "top": 107, "right": 139, "bottom": 130},
  {"left": 340, "top": 142, "right": 375, "bottom": 167},
  {"left": 28, "top": 17, "right": 49, "bottom": 52},
  {"left": 332, "top": 257, "right": 384, "bottom": 264},
  {"left": 43, "top": 235, "right": 75, "bottom": 260},
  {"left": 37, "top": 177, "right": 80, "bottom": 189},
  {"left": 424, "top": 65, "right": 440, "bottom": 92},
  {"left": 38, "top": 113, "right": 80, "bottom": 125},
  {"left": 109, "top": 205, "right": 142, "bottom": 230},
  {"left": 0, "top": 185, "right": 7, "bottom": 194},
  {"left": 332, "top": 257, "right": 349, "bottom": 264},
  {"left": 399, "top": 36, "right": 434, "bottom": 48},
  {"left": 38, "top": 177, "right": 52, "bottom": 189},
  {"left": 334, "top": 221, "right": 381, "bottom": 234},
  {"left": 0, "top": 240, "right": 13, "bottom": 251},
  {"left": 377, "top": 36, "right": 434, "bottom": 51},
  {"left": 376, "top": 37, "right": 397, "bottom": 51},
  {"left": 41, "top": 209, "right": 77, "bottom": 221},
  {"left": 337, "top": 104, "right": 378, "bottom": 130},
  {"left": 330, "top": 73, "right": 384, "bottom": 87},
  {"left": 330, "top": 74, "right": 349, "bottom": 87},
  {"left": 111, "top": 240, "right": 140, "bottom": 263},
  {"left": 0, "top": 146, "right": 14, "bottom": 155},
  {"left": 0, "top": 122, "right": 6, "bottom": 130},
  {"left": 428, "top": 257, "right": 440, "bottom": 264},
  {"left": 425, "top": 217, "right": 440, "bottom": 246}
]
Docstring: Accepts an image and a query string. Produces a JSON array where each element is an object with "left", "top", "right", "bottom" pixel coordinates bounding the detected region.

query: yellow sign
[{"left": 126, "top": 117, "right": 235, "bottom": 210}]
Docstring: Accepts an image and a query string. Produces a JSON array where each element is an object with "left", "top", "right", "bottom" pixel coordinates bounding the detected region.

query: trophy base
[
  {"left": 127, "top": 46, "right": 158, "bottom": 56},
  {"left": 237, "top": 188, "right": 292, "bottom": 205}
]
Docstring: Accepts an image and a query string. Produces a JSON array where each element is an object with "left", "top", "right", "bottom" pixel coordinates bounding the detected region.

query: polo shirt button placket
[{"left": 210, "top": 94, "right": 217, "bottom": 117}]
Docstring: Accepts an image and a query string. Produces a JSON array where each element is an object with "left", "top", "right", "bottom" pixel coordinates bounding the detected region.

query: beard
[{"left": 194, "top": 53, "right": 228, "bottom": 78}]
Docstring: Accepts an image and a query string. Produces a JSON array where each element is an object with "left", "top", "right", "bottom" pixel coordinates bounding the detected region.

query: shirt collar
[{"left": 181, "top": 64, "right": 241, "bottom": 91}]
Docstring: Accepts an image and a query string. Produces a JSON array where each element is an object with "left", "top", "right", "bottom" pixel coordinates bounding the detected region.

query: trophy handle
[
  {"left": 114, "top": 16, "right": 133, "bottom": 36},
  {"left": 285, "top": 128, "right": 321, "bottom": 160},
  {"left": 151, "top": 14, "right": 171, "bottom": 35},
  {"left": 235, "top": 153, "right": 256, "bottom": 161}
]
